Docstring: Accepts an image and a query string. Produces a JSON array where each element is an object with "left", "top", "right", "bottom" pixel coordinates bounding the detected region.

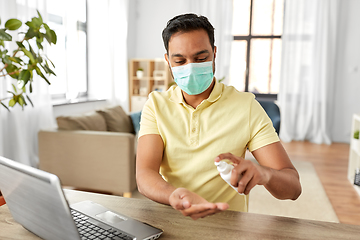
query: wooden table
[{"left": 1, "top": 189, "right": 360, "bottom": 240}]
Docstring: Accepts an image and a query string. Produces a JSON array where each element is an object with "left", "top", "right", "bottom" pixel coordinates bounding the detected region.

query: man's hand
[
  {"left": 215, "top": 153, "right": 271, "bottom": 195},
  {"left": 214, "top": 142, "right": 302, "bottom": 200},
  {"left": 169, "top": 188, "right": 229, "bottom": 220}
]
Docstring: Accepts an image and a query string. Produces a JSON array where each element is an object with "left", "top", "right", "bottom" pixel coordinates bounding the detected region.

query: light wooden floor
[{"left": 281, "top": 141, "right": 360, "bottom": 226}]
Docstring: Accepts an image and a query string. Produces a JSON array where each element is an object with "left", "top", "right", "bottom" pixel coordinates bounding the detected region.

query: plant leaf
[
  {"left": 18, "top": 70, "right": 31, "bottom": 82},
  {"left": 25, "top": 27, "right": 36, "bottom": 39},
  {"left": 7, "top": 90, "right": 15, "bottom": 96},
  {"left": 26, "top": 95, "right": 34, "bottom": 107},
  {"left": 31, "top": 17, "right": 42, "bottom": 28},
  {"left": 18, "top": 95, "right": 24, "bottom": 106},
  {"left": 0, "top": 29, "right": 12, "bottom": 41},
  {"left": 5, "top": 19, "right": 22, "bottom": 30},
  {"left": 35, "top": 66, "right": 50, "bottom": 85},
  {"left": 25, "top": 21, "right": 36, "bottom": 29},
  {"left": 0, "top": 102, "right": 10, "bottom": 112},
  {"left": 3, "top": 55, "right": 12, "bottom": 65},
  {"left": 5, "top": 64, "right": 19, "bottom": 79},
  {"left": 12, "top": 84, "right": 18, "bottom": 94},
  {"left": 36, "top": 38, "right": 43, "bottom": 50},
  {"left": 16, "top": 41, "right": 25, "bottom": 48},
  {"left": 22, "top": 47, "right": 36, "bottom": 64},
  {"left": 46, "top": 56, "right": 55, "bottom": 68},
  {"left": 9, "top": 98, "right": 16, "bottom": 107},
  {"left": 37, "top": 10, "right": 43, "bottom": 24},
  {"left": 43, "top": 64, "right": 56, "bottom": 76},
  {"left": 9, "top": 56, "right": 23, "bottom": 64},
  {"left": 50, "top": 30, "right": 57, "bottom": 44}
]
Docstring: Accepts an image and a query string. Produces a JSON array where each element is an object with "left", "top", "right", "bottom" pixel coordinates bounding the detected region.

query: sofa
[{"left": 38, "top": 106, "right": 141, "bottom": 197}]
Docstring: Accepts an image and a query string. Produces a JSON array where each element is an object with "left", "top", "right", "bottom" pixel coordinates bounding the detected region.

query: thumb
[
  {"left": 170, "top": 189, "right": 191, "bottom": 210},
  {"left": 181, "top": 196, "right": 191, "bottom": 209}
]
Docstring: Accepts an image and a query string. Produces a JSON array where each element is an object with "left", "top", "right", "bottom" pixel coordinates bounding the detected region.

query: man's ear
[
  {"left": 213, "top": 46, "right": 217, "bottom": 59},
  {"left": 164, "top": 53, "right": 170, "bottom": 66}
]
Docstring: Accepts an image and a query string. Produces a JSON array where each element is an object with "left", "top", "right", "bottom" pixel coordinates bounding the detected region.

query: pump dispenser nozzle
[{"left": 214, "top": 161, "right": 233, "bottom": 175}]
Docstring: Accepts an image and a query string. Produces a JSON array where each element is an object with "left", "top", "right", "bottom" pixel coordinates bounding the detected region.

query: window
[
  {"left": 46, "top": 0, "right": 88, "bottom": 100},
  {"left": 229, "top": 0, "right": 284, "bottom": 100}
]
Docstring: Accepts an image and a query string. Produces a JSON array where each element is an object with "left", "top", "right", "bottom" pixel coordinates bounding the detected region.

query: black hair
[{"left": 162, "top": 13, "right": 215, "bottom": 53}]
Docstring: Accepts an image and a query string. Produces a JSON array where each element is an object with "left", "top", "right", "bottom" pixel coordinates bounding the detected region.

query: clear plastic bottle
[{"left": 215, "top": 161, "right": 244, "bottom": 195}]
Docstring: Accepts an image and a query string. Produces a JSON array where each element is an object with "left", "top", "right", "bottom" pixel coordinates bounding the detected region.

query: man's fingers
[
  {"left": 244, "top": 177, "right": 258, "bottom": 195},
  {"left": 180, "top": 203, "right": 216, "bottom": 218},
  {"left": 180, "top": 202, "right": 229, "bottom": 220},
  {"left": 234, "top": 169, "right": 253, "bottom": 193},
  {"left": 188, "top": 208, "right": 220, "bottom": 220},
  {"left": 215, "top": 202, "right": 229, "bottom": 211}
]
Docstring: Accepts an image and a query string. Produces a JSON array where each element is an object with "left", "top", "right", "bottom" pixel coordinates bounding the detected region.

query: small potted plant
[
  {"left": 136, "top": 68, "right": 144, "bottom": 78},
  {"left": 354, "top": 130, "right": 359, "bottom": 140}
]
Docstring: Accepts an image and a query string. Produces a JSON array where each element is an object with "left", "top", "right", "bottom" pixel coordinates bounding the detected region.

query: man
[{"left": 136, "top": 13, "right": 301, "bottom": 220}]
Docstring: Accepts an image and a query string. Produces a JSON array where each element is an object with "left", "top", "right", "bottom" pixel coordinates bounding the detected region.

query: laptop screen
[{"left": 0, "top": 156, "right": 80, "bottom": 240}]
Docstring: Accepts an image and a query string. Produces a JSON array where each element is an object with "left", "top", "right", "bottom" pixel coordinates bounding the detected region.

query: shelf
[
  {"left": 132, "top": 77, "right": 150, "bottom": 81},
  {"left": 348, "top": 113, "right": 360, "bottom": 197},
  {"left": 351, "top": 138, "right": 360, "bottom": 156},
  {"left": 129, "top": 58, "right": 173, "bottom": 111}
]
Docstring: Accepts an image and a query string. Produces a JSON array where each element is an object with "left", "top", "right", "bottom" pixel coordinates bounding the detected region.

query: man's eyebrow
[
  {"left": 193, "top": 50, "right": 209, "bottom": 56},
  {"left": 171, "top": 53, "right": 184, "bottom": 58},
  {"left": 171, "top": 50, "right": 210, "bottom": 58}
]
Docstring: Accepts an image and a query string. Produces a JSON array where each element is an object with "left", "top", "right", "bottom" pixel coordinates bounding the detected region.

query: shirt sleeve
[
  {"left": 247, "top": 98, "right": 280, "bottom": 152},
  {"left": 138, "top": 95, "right": 160, "bottom": 138}
]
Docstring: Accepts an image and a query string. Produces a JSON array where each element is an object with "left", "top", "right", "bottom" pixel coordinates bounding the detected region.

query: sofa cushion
[
  {"left": 56, "top": 112, "right": 107, "bottom": 131},
  {"left": 97, "top": 106, "right": 134, "bottom": 133}
]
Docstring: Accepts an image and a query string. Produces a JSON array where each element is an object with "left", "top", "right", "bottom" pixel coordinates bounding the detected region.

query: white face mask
[{"left": 171, "top": 61, "right": 214, "bottom": 95}]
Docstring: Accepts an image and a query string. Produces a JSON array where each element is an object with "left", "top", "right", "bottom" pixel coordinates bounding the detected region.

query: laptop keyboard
[{"left": 71, "top": 209, "right": 134, "bottom": 240}]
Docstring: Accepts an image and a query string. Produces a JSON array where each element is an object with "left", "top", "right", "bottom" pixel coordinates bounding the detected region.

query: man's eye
[
  {"left": 175, "top": 60, "right": 185, "bottom": 64},
  {"left": 197, "top": 57, "right": 207, "bottom": 61}
]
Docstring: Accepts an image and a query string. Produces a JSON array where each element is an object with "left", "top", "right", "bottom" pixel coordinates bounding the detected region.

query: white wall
[
  {"left": 332, "top": 0, "right": 360, "bottom": 143},
  {"left": 128, "top": 0, "right": 190, "bottom": 59}
]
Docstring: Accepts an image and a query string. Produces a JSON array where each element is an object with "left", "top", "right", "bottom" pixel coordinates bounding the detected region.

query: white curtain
[
  {"left": 278, "top": 0, "right": 340, "bottom": 144},
  {"left": 189, "top": 0, "right": 233, "bottom": 84},
  {"left": 0, "top": 0, "right": 56, "bottom": 166},
  {"left": 87, "top": 0, "right": 130, "bottom": 112}
]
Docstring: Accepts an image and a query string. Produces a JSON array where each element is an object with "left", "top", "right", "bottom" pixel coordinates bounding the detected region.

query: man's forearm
[
  {"left": 136, "top": 169, "right": 176, "bottom": 205},
  {"left": 264, "top": 167, "right": 302, "bottom": 200}
]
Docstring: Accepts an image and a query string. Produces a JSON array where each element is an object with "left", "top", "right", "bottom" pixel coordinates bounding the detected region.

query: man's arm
[
  {"left": 136, "top": 134, "right": 175, "bottom": 204},
  {"left": 136, "top": 134, "right": 229, "bottom": 220},
  {"left": 215, "top": 141, "right": 301, "bottom": 200}
]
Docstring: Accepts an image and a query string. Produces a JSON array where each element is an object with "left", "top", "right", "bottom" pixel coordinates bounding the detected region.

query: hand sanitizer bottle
[{"left": 215, "top": 161, "right": 244, "bottom": 195}]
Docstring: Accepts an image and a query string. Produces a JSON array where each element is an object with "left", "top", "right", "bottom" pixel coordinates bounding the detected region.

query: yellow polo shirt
[{"left": 138, "top": 79, "right": 279, "bottom": 212}]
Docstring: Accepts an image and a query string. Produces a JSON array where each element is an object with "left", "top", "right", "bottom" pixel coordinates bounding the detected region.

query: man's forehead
[{"left": 168, "top": 29, "right": 212, "bottom": 56}]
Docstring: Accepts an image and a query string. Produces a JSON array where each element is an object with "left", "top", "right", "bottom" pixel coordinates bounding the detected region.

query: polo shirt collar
[{"left": 169, "top": 77, "right": 223, "bottom": 104}]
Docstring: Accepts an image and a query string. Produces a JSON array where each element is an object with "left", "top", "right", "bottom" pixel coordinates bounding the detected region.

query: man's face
[{"left": 165, "top": 29, "right": 216, "bottom": 73}]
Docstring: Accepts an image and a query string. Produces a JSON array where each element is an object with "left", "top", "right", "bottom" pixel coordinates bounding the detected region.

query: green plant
[
  {"left": 137, "top": 68, "right": 143, "bottom": 71},
  {"left": 0, "top": 11, "right": 57, "bottom": 110},
  {"left": 354, "top": 130, "right": 359, "bottom": 140},
  {"left": 218, "top": 76, "right": 225, "bottom": 83}
]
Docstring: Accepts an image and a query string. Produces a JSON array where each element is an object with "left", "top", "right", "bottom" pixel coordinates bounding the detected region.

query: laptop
[{"left": 0, "top": 156, "right": 163, "bottom": 240}]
